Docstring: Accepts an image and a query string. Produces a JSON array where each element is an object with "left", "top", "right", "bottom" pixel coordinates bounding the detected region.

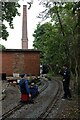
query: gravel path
[
  {"left": 2, "top": 79, "right": 46, "bottom": 115},
  {"left": 9, "top": 80, "right": 60, "bottom": 118},
  {"left": 1, "top": 77, "right": 79, "bottom": 119},
  {"left": 2, "top": 82, "right": 21, "bottom": 114}
]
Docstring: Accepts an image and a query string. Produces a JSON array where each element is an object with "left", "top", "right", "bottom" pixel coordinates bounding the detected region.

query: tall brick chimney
[{"left": 22, "top": 5, "right": 28, "bottom": 49}]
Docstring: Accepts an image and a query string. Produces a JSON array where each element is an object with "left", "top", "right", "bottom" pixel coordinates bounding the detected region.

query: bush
[{"left": 46, "top": 72, "right": 54, "bottom": 80}]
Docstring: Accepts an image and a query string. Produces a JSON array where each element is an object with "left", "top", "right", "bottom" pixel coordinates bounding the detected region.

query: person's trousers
[
  {"left": 21, "top": 94, "right": 29, "bottom": 102},
  {"left": 63, "top": 81, "right": 71, "bottom": 98}
]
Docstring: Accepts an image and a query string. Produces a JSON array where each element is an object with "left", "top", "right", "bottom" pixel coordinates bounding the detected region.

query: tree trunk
[
  {"left": 77, "top": 9, "right": 80, "bottom": 94},
  {"left": 74, "top": 58, "right": 78, "bottom": 92}
]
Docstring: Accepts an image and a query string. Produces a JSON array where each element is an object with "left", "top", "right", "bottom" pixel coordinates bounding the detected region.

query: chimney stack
[{"left": 22, "top": 5, "right": 28, "bottom": 49}]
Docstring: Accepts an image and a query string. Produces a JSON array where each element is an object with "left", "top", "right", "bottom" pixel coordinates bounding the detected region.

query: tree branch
[{"left": 54, "top": 2, "right": 65, "bottom": 37}]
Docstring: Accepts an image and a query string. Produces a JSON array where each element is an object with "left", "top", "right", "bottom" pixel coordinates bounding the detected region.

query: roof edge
[{"left": 0, "top": 49, "right": 40, "bottom": 52}]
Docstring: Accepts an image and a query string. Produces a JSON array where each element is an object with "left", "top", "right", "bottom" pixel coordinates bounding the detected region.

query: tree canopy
[
  {"left": 33, "top": 2, "right": 80, "bottom": 93},
  {"left": 0, "top": 44, "right": 5, "bottom": 50},
  {"left": 33, "top": 2, "right": 75, "bottom": 67},
  {"left": 0, "top": 2, "right": 20, "bottom": 40}
]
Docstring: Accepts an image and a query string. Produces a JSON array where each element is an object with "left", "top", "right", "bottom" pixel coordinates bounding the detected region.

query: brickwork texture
[{"left": 0, "top": 49, "right": 40, "bottom": 76}]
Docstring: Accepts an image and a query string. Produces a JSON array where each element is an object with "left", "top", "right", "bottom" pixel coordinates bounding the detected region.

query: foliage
[
  {"left": 33, "top": 22, "right": 65, "bottom": 72},
  {"left": 72, "top": 1, "right": 80, "bottom": 94},
  {"left": 33, "top": 1, "right": 80, "bottom": 91},
  {"left": 0, "top": 44, "right": 5, "bottom": 50},
  {"left": 0, "top": 2, "right": 20, "bottom": 40}
]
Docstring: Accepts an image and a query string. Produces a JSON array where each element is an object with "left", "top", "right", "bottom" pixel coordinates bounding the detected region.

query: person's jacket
[
  {"left": 63, "top": 68, "right": 70, "bottom": 80},
  {"left": 19, "top": 78, "right": 30, "bottom": 94},
  {"left": 59, "top": 68, "right": 70, "bottom": 82}
]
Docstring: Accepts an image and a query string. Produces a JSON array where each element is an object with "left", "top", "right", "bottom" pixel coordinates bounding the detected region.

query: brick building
[
  {"left": 0, "top": 5, "right": 40, "bottom": 77},
  {"left": 0, "top": 49, "right": 40, "bottom": 76}
]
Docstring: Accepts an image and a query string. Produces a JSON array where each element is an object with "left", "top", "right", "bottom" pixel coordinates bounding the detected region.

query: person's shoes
[
  {"left": 68, "top": 97, "right": 72, "bottom": 100},
  {"left": 61, "top": 96, "right": 68, "bottom": 100},
  {"left": 19, "top": 100, "right": 24, "bottom": 103},
  {"left": 19, "top": 100, "right": 28, "bottom": 104},
  {"left": 28, "top": 100, "right": 34, "bottom": 104}
]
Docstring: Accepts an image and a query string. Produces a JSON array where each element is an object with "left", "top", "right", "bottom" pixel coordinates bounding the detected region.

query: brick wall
[{"left": 0, "top": 49, "right": 40, "bottom": 76}]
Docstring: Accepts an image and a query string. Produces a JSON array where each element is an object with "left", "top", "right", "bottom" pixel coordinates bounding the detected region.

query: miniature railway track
[
  {"left": 37, "top": 79, "right": 62, "bottom": 119},
  {"left": 2, "top": 79, "right": 49, "bottom": 120},
  {"left": 2, "top": 103, "right": 24, "bottom": 120}
]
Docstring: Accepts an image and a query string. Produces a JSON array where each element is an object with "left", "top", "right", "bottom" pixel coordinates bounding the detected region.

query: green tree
[
  {"left": 73, "top": 1, "right": 80, "bottom": 94},
  {"left": 33, "top": 1, "right": 80, "bottom": 92},
  {"left": 0, "top": 2, "right": 20, "bottom": 40},
  {"left": 33, "top": 22, "right": 66, "bottom": 72},
  {"left": 0, "top": 44, "right": 5, "bottom": 50}
]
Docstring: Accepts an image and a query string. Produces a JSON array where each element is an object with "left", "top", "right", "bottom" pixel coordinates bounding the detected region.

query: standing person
[
  {"left": 19, "top": 74, "right": 34, "bottom": 103},
  {"left": 59, "top": 64, "right": 72, "bottom": 99}
]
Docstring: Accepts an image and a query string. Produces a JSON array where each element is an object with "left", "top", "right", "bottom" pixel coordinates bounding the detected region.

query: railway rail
[
  {"left": 2, "top": 79, "right": 49, "bottom": 120},
  {"left": 37, "top": 79, "right": 62, "bottom": 119}
]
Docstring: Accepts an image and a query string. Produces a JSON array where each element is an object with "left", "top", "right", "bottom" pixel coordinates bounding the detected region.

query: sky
[{"left": 0, "top": 0, "right": 45, "bottom": 49}]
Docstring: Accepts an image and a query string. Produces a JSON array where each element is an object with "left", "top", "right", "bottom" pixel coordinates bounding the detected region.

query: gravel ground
[
  {"left": 8, "top": 80, "right": 59, "bottom": 118},
  {"left": 2, "top": 78, "right": 79, "bottom": 119},
  {"left": 2, "top": 81, "right": 21, "bottom": 114},
  {"left": 50, "top": 77, "right": 79, "bottom": 119},
  {"left": 2, "top": 79, "right": 47, "bottom": 115},
  {"left": 55, "top": 93, "right": 79, "bottom": 119}
]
